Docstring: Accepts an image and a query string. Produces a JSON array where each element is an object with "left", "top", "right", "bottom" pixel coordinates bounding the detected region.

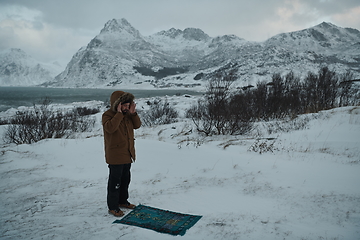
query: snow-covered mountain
[
  {"left": 49, "top": 19, "right": 359, "bottom": 89},
  {"left": 265, "top": 22, "right": 360, "bottom": 50},
  {"left": 3, "top": 19, "right": 359, "bottom": 88},
  {"left": 0, "top": 48, "right": 63, "bottom": 86},
  {"left": 263, "top": 22, "right": 360, "bottom": 73}
]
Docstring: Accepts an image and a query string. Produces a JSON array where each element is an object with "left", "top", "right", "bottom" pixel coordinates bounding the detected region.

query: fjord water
[{"left": 0, "top": 87, "right": 201, "bottom": 112}]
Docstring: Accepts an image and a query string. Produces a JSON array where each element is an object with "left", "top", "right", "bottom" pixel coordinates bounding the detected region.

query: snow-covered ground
[{"left": 1, "top": 95, "right": 359, "bottom": 240}]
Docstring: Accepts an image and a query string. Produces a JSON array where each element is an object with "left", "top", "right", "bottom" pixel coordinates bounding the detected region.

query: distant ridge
[
  {"left": 0, "top": 48, "right": 62, "bottom": 86},
  {"left": 2, "top": 19, "right": 359, "bottom": 88}
]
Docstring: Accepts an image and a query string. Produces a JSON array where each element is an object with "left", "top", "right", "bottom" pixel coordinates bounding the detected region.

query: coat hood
[{"left": 110, "top": 91, "right": 135, "bottom": 112}]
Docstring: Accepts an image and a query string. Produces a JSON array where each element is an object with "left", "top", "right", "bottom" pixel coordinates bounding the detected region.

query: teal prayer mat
[{"left": 113, "top": 205, "right": 202, "bottom": 236}]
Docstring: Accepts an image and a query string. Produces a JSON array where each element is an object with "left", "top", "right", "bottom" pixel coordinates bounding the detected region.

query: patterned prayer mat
[{"left": 113, "top": 205, "right": 202, "bottom": 236}]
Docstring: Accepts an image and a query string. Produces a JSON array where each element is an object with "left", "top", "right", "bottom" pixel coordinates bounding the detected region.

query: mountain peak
[
  {"left": 100, "top": 18, "right": 141, "bottom": 37},
  {"left": 312, "top": 21, "right": 360, "bottom": 43},
  {"left": 156, "top": 28, "right": 182, "bottom": 38},
  {"left": 316, "top": 22, "right": 337, "bottom": 29},
  {"left": 103, "top": 18, "right": 130, "bottom": 29},
  {"left": 265, "top": 21, "right": 360, "bottom": 49},
  {"left": 183, "top": 28, "right": 210, "bottom": 41},
  {"left": 1, "top": 48, "right": 28, "bottom": 58},
  {"left": 156, "top": 27, "right": 210, "bottom": 41},
  {"left": 0, "top": 48, "right": 59, "bottom": 86}
]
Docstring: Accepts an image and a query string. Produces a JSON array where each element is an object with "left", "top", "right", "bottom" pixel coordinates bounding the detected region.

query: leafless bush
[
  {"left": 248, "top": 138, "right": 278, "bottom": 154},
  {"left": 74, "top": 106, "right": 100, "bottom": 116},
  {"left": 186, "top": 100, "right": 215, "bottom": 136},
  {"left": 186, "top": 66, "right": 357, "bottom": 136},
  {"left": 246, "top": 67, "right": 357, "bottom": 120},
  {"left": 302, "top": 66, "right": 339, "bottom": 113},
  {"left": 186, "top": 70, "right": 253, "bottom": 136},
  {"left": 264, "top": 116, "right": 311, "bottom": 135},
  {"left": 3, "top": 98, "right": 96, "bottom": 144},
  {"left": 0, "top": 118, "right": 9, "bottom": 125},
  {"left": 140, "top": 98, "right": 179, "bottom": 127}
]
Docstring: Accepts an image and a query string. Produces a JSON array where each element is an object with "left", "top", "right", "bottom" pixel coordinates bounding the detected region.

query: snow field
[{"left": 0, "top": 96, "right": 359, "bottom": 240}]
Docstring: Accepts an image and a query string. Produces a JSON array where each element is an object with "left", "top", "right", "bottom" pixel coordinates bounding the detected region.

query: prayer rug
[{"left": 113, "top": 204, "right": 202, "bottom": 236}]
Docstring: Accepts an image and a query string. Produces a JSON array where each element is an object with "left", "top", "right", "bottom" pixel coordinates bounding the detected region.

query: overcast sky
[{"left": 1, "top": 0, "right": 359, "bottom": 66}]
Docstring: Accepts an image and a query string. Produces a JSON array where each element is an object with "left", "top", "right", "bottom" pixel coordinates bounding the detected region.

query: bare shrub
[
  {"left": 248, "top": 138, "right": 278, "bottom": 154},
  {"left": 74, "top": 106, "right": 100, "bottom": 116},
  {"left": 140, "top": 98, "right": 179, "bottom": 127},
  {"left": 186, "top": 66, "right": 357, "bottom": 136},
  {"left": 264, "top": 116, "right": 311, "bottom": 135},
  {"left": 302, "top": 66, "right": 339, "bottom": 112},
  {"left": 186, "top": 70, "right": 253, "bottom": 136},
  {"left": 3, "top": 98, "right": 96, "bottom": 144},
  {"left": 186, "top": 100, "right": 216, "bottom": 136}
]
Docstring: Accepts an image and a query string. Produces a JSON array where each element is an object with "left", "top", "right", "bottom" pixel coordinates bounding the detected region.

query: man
[{"left": 102, "top": 91, "right": 141, "bottom": 217}]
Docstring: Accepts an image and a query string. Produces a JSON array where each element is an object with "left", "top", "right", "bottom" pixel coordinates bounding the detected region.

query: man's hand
[
  {"left": 129, "top": 102, "right": 136, "bottom": 114},
  {"left": 117, "top": 103, "right": 122, "bottom": 113}
]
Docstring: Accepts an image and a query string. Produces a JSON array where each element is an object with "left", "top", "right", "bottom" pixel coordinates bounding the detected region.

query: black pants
[{"left": 107, "top": 164, "right": 131, "bottom": 211}]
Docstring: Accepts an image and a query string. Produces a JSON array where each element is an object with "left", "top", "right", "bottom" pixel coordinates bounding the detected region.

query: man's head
[
  {"left": 110, "top": 91, "right": 135, "bottom": 112},
  {"left": 120, "top": 102, "right": 131, "bottom": 113}
]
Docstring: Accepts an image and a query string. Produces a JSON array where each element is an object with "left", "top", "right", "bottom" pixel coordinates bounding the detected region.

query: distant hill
[
  {"left": 0, "top": 48, "right": 63, "bottom": 86},
  {"left": 2, "top": 19, "right": 359, "bottom": 89}
]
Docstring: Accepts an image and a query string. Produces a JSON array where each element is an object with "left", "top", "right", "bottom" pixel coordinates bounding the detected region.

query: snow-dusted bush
[
  {"left": 74, "top": 106, "right": 100, "bottom": 116},
  {"left": 187, "top": 67, "right": 358, "bottom": 137},
  {"left": 186, "top": 71, "right": 253, "bottom": 136},
  {"left": 140, "top": 98, "right": 179, "bottom": 127},
  {"left": 3, "top": 98, "right": 96, "bottom": 144}
]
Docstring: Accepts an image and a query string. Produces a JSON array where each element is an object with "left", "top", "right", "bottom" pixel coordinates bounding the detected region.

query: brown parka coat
[{"left": 102, "top": 91, "right": 141, "bottom": 165}]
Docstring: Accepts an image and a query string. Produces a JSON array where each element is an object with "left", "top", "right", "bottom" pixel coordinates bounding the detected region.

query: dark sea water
[{"left": 0, "top": 87, "right": 201, "bottom": 112}]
